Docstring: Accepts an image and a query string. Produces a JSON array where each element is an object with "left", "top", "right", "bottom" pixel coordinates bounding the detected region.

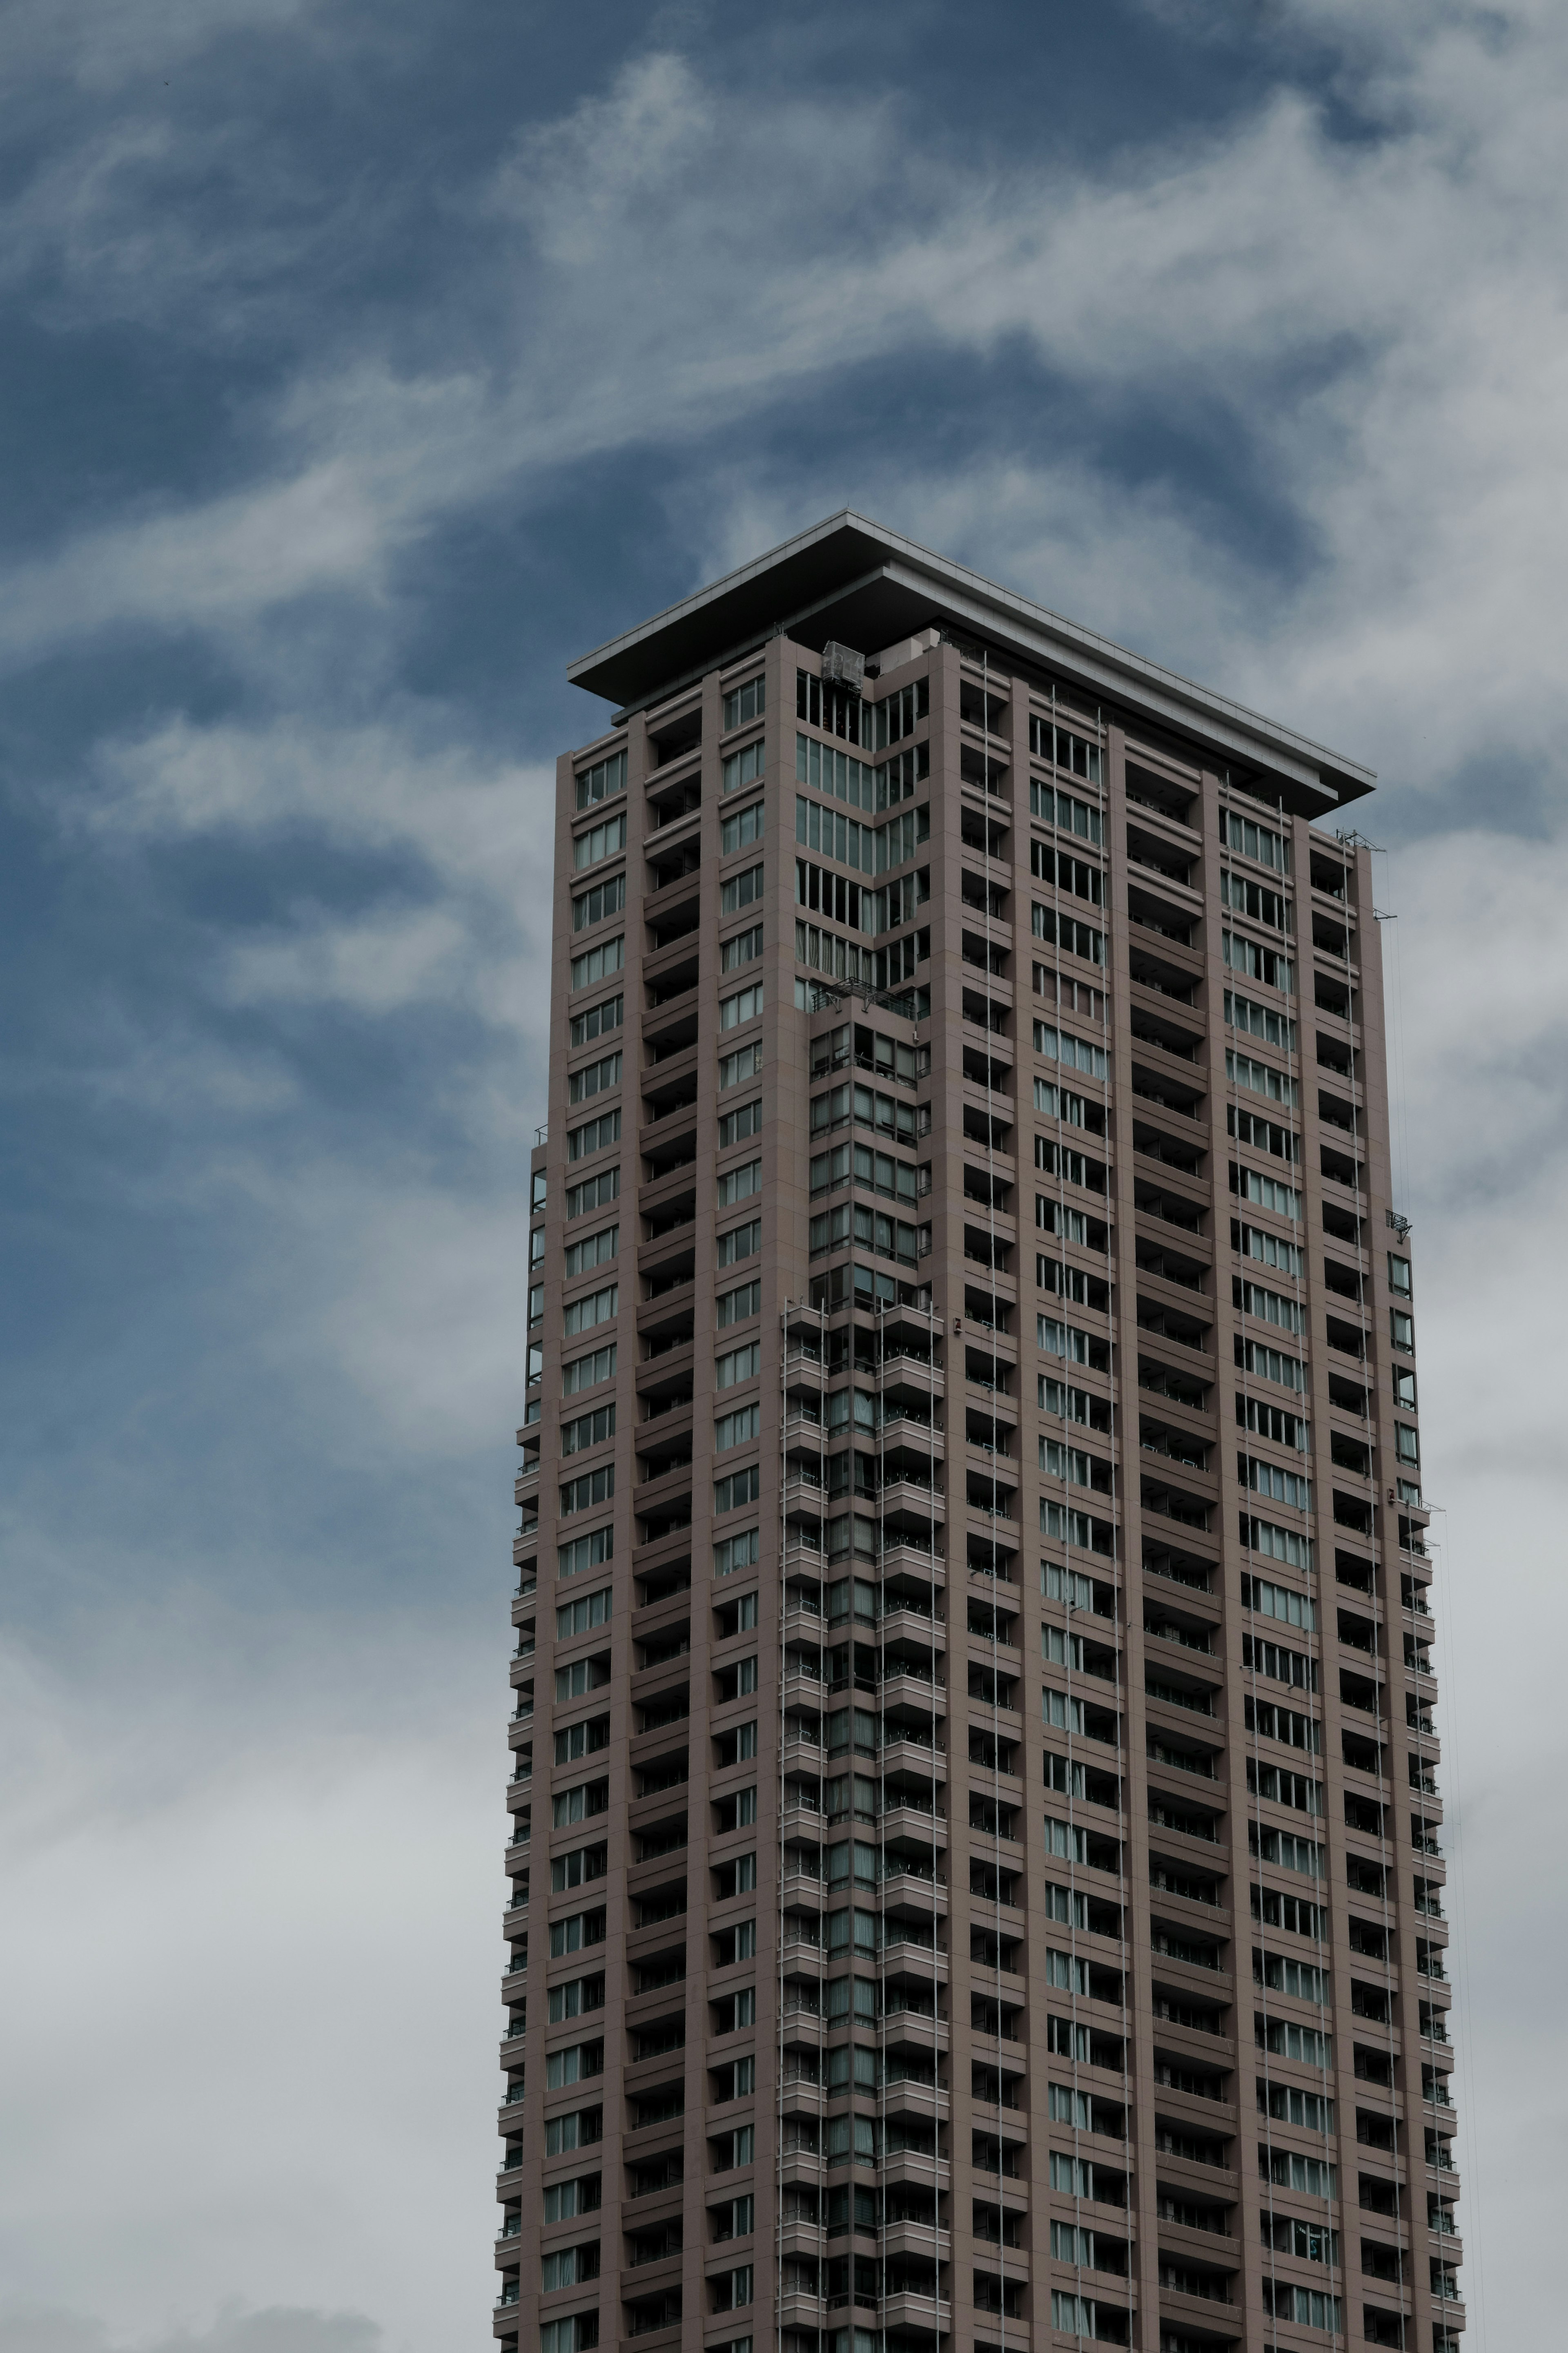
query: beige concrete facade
[{"left": 495, "top": 518, "right": 1460, "bottom": 2353}]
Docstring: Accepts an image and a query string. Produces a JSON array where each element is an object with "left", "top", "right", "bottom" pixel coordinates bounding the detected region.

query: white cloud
[
  {"left": 219, "top": 906, "right": 472, "bottom": 1016},
  {"left": 0, "top": 1611, "right": 501, "bottom": 2353}
]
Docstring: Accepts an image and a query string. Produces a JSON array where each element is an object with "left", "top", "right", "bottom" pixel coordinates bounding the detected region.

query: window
[
  {"left": 715, "top": 1465, "right": 762, "bottom": 1513},
  {"left": 557, "top": 1586, "right": 612, "bottom": 1638},
  {"left": 720, "top": 985, "right": 764, "bottom": 1033},
  {"left": 549, "top": 1906, "right": 607, "bottom": 1956},
  {"left": 1030, "top": 841, "right": 1103, "bottom": 909},
  {"left": 712, "top": 2123, "right": 756, "bottom": 2169},
  {"left": 1034, "top": 1137, "right": 1102, "bottom": 1193},
  {"left": 876, "top": 741, "right": 929, "bottom": 804},
  {"left": 721, "top": 863, "right": 763, "bottom": 914},
  {"left": 1049, "top": 2082, "right": 1091, "bottom": 2126},
  {"left": 1051, "top": 2293, "right": 1098, "bottom": 2337},
  {"left": 1042, "top": 1502, "right": 1095, "bottom": 1547},
  {"left": 1260, "top": 2144, "right": 1336, "bottom": 2195},
  {"left": 1227, "top": 1049, "right": 1299, "bottom": 1108},
  {"left": 794, "top": 794, "right": 930, "bottom": 877},
  {"left": 1029, "top": 777, "right": 1102, "bottom": 840},
  {"left": 570, "top": 934, "right": 624, "bottom": 991},
  {"left": 563, "top": 1225, "right": 618, "bottom": 1279},
  {"left": 724, "top": 675, "right": 766, "bottom": 730},
  {"left": 1231, "top": 1162, "right": 1300, "bottom": 1219},
  {"left": 572, "top": 873, "right": 626, "bottom": 932},
  {"left": 715, "top": 1528, "right": 760, "bottom": 1578},
  {"left": 1038, "top": 1314, "right": 1108, "bottom": 1371},
  {"left": 1237, "top": 1395, "right": 1308, "bottom": 1451},
  {"left": 1034, "top": 1078, "right": 1089, "bottom": 1126},
  {"left": 1262, "top": 2286, "right": 1340, "bottom": 2333},
  {"left": 564, "top": 1167, "right": 619, "bottom": 1220},
  {"left": 1220, "top": 868, "right": 1292, "bottom": 933},
  {"left": 1245, "top": 1693, "right": 1319, "bottom": 1752},
  {"left": 809, "top": 1142, "right": 924, "bottom": 1207},
  {"left": 568, "top": 1052, "right": 621, "bottom": 1108},
  {"left": 1041, "top": 1436, "right": 1098, "bottom": 1485},
  {"left": 540, "top": 2313, "right": 600, "bottom": 2353},
  {"left": 1391, "top": 1308, "right": 1415, "bottom": 1353},
  {"left": 574, "top": 812, "right": 626, "bottom": 870},
  {"left": 793, "top": 729, "right": 872, "bottom": 810},
  {"left": 561, "top": 1404, "right": 615, "bottom": 1455},
  {"left": 1029, "top": 716, "right": 1102, "bottom": 781},
  {"left": 539, "top": 2240, "right": 599, "bottom": 2289},
  {"left": 721, "top": 924, "right": 763, "bottom": 973},
  {"left": 716, "top": 1343, "right": 761, "bottom": 1390},
  {"left": 552, "top": 1780, "right": 608, "bottom": 1828},
  {"left": 1228, "top": 1104, "right": 1297, "bottom": 1162},
  {"left": 1240, "top": 1453, "right": 1311, "bottom": 1510},
  {"left": 1034, "top": 1021, "right": 1107, "bottom": 1078},
  {"left": 575, "top": 751, "right": 626, "bottom": 812},
  {"left": 542, "top": 2172, "right": 602, "bottom": 2221},
  {"left": 1246, "top": 1758, "right": 1322, "bottom": 1814},
  {"left": 717, "top": 1158, "right": 762, "bottom": 1206},
  {"left": 543, "top": 2107, "right": 603, "bottom": 2157},
  {"left": 568, "top": 1108, "right": 620, "bottom": 1161},
  {"left": 1222, "top": 929, "right": 1293, "bottom": 993},
  {"left": 1042, "top": 1567, "right": 1096, "bottom": 1619},
  {"left": 1257, "top": 2014, "right": 1330, "bottom": 2061},
  {"left": 1234, "top": 1220, "right": 1302, "bottom": 1276},
  {"left": 722, "top": 738, "right": 766, "bottom": 794},
  {"left": 871, "top": 674, "right": 929, "bottom": 748},
  {"left": 717, "top": 1280, "right": 761, "bottom": 1328},
  {"left": 719, "top": 1043, "right": 763, "bottom": 1090},
  {"left": 1242, "top": 1515, "right": 1313, "bottom": 1570},
  {"left": 716, "top": 1404, "right": 761, "bottom": 1451},
  {"left": 1221, "top": 807, "right": 1291, "bottom": 872},
  {"left": 1388, "top": 1253, "right": 1412, "bottom": 1296},
  {"left": 563, "top": 1342, "right": 616, "bottom": 1393},
  {"left": 810, "top": 1079, "right": 928, "bottom": 1149},
  {"left": 717, "top": 1217, "right": 761, "bottom": 1267},
  {"left": 1393, "top": 1366, "right": 1416, "bottom": 1409},
  {"left": 1242, "top": 1632, "right": 1316, "bottom": 1691},
  {"left": 1234, "top": 1276, "right": 1303, "bottom": 1335},
  {"left": 1255, "top": 1952, "right": 1328, "bottom": 2003},
  {"left": 554, "top": 1712, "right": 609, "bottom": 1760},
  {"left": 1236, "top": 1335, "right": 1305, "bottom": 1392},
  {"left": 559, "top": 1528, "right": 613, "bottom": 1580},
  {"left": 1031, "top": 902, "right": 1105, "bottom": 964},
  {"left": 717, "top": 1099, "right": 762, "bottom": 1149},
  {"left": 570, "top": 992, "right": 623, "bottom": 1047},
  {"left": 720, "top": 798, "right": 766, "bottom": 854},
  {"left": 563, "top": 1283, "right": 617, "bottom": 1335},
  {"left": 561, "top": 1465, "right": 614, "bottom": 1516},
  {"left": 1241, "top": 1573, "right": 1314, "bottom": 1629},
  {"left": 1225, "top": 988, "right": 1297, "bottom": 1051},
  {"left": 808, "top": 1200, "right": 930, "bottom": 1270},
  {"left": 545, "top": 2040, "right": 604, "bottom": 2090},
  {"left": 1395, "top": 1424, "right": 1420, "bottom": 1464},
  {"left": 551, "top": 1842, "right": 608, "bottom": 1892}
]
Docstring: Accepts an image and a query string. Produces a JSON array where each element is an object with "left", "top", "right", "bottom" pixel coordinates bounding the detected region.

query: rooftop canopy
[{"left": 568, "top": 509, "right": 1372, "bottom": 817}]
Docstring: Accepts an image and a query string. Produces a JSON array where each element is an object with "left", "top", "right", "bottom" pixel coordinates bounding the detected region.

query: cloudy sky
[{"left": 0, "top": 0, "right": 1561, "bottom": 2343}]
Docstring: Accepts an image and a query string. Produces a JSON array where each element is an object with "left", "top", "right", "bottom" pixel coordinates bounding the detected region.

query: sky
[{"left": 0, "top": 0, "right": 1563, "bottom": 2342}]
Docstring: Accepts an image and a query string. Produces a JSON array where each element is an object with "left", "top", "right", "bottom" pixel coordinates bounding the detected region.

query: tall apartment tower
[{"left": 497, "top": 516, "right": 1461, "bottom": 2353}]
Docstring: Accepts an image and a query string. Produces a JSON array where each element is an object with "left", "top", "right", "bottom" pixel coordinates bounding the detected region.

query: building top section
[{"left": 567, "top": 508, "right": 1374, "bottom": 816}]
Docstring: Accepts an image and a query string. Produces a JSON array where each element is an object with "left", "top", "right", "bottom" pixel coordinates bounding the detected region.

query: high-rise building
[{"left": 497, "top": 514, "right": 1461, "bottom": 2353}]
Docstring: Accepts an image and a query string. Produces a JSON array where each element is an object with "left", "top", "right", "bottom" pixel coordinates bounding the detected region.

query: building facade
[{"left": 496, "top": 515, "right": 1462, "bottom": 2353}]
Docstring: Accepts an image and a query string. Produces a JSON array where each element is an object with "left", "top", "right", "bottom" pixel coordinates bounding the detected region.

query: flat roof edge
[{"left": 568, "top": 510, "right": 1374, "bottom": 807}]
